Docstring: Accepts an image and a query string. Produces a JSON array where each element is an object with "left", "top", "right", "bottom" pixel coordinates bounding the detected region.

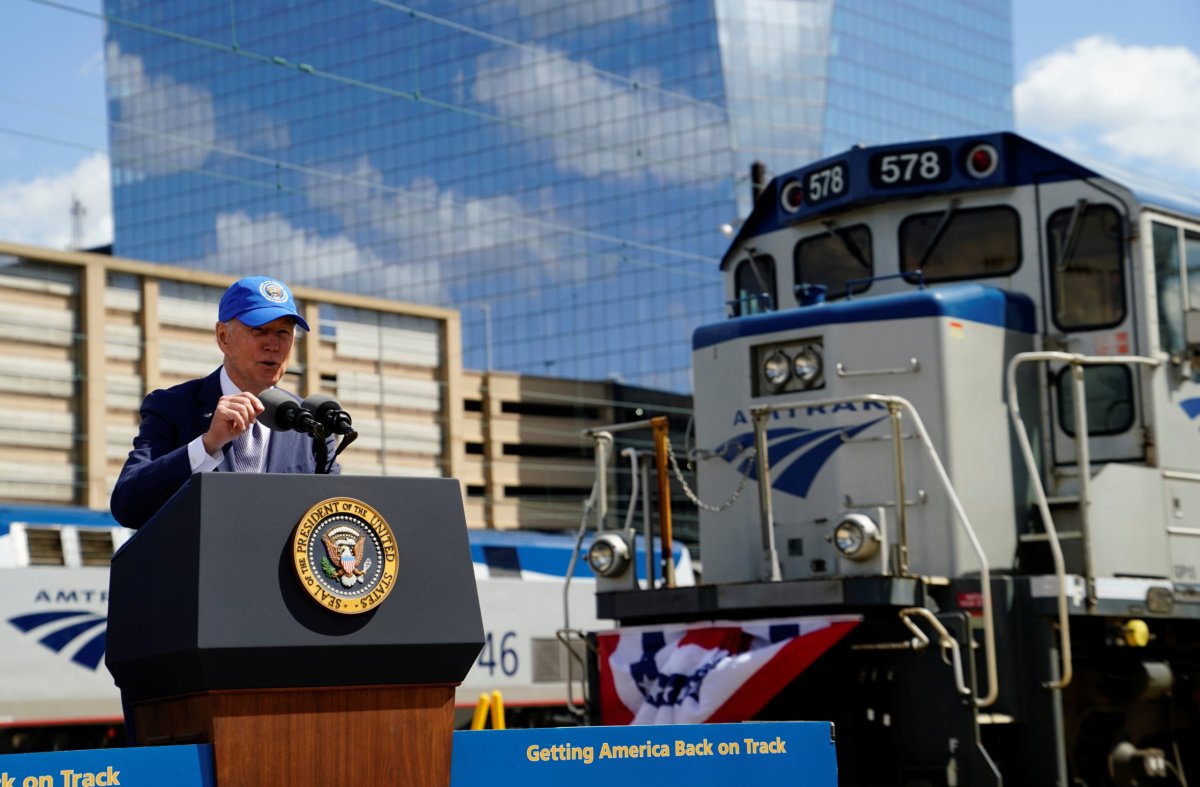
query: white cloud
[
  {"left": 207, "top": 212, "right": 376, "bottom": 273},
  {"left": 106, "top": 41, "right": 216, "bottom": 176},
  {"left": 218, "top": 101, "right": 290, "bottom": 155},
  {"left": 484, "top": 0, "right": 672, "bottom": 36},
  {"left": 186, "top": 157, "right": 584, "bottom": 307},
  {"left": 715, "top": 0, "right": 833, "bottom": 73},
  {"left": 196, "top": 211, "right": 444, "bottom": 303},
  {"left": 0, "top": 152, "right": 112, "bottom": 249},
  {"left": 1015, "top": 36, "right": 1200, "bottom": 183},
  {"left": 304, "top": 156, "right": 577, "bottom": 288},
  {"left": 473, "top": 44, "right": 730, "bottom": 184}
]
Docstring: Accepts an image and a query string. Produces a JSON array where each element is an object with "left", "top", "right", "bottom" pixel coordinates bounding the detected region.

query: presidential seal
[
  {"left": 292, "top": 497, "right": 398, "bottom": 614},
  {"left": 259, "top": 279, "right": 289, "bottom": 303}
]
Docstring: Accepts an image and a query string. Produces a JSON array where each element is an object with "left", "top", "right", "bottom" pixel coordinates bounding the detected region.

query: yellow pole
[
  {"left": 651, "top": 417, "right": 676, "bottom": 588},
  {"left": 490, "top": 690, "right": 506, "bottom": 730},
  {"left": 470, "top": 693, "right": 490, "bottom": 730}
]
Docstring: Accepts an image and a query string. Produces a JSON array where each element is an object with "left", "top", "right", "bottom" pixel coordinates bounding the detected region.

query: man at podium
[{"left": 110, "top": 276, "right": 339, "bottom": 530}]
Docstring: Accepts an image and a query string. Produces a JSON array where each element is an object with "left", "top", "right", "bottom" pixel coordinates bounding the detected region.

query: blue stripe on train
[
  {"left": 469, "top": 530, "right": 684, "bottom": 581},
  {"left": 0, "top": 503, "right": 681, "bottom": 582},
  {"left": 0, "top": 504, "right": 119, "bottom": 538},
  {"left": 693, "top": 283, "right": 1036, "bottom": 351}
]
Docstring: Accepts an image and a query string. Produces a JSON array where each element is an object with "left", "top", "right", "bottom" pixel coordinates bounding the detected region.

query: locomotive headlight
[
  {"left": 752, "top": 337, "right": 824, "bottom": 396},
  {"left": 792, "top": 347, "right": 822, "bottom": 385},
  {"left": 762, "top": 350, "right": 791, "bottom": 388},
  {"left": 833, "top": 514, "right": 881, "bottom": 561},
  {"left": 587, "top": 533, "right": 631, "bottom": 577}
]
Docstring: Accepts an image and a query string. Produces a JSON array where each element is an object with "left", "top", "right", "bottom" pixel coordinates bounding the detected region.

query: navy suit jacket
[{"left": 110, "top": 368, "right": 339, "bottom": 529}]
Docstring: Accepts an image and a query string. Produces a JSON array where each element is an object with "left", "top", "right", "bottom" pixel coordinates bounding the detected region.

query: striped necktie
[{"left": 230, "top": 421, "right": 265, "bottom": 473}]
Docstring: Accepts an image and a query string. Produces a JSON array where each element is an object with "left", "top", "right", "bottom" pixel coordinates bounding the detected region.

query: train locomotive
[{"left": 583, "top": 133, "right": 1200, "bottom": 786}]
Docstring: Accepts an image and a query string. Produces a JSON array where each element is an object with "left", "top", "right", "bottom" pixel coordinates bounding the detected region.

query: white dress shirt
[{"left": 186, "top": 367, "right": 274, "bottom": 472}]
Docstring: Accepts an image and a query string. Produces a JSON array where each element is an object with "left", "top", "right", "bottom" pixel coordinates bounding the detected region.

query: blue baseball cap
[{"left": 218, "top": 276, "right": 310, "bottom": 331}]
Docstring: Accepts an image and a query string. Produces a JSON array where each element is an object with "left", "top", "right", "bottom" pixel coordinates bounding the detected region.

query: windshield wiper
[
  {"left": 742, "top": 245, "right": 774, "bottom": 311},
  {"left": 916, "top": 197, "right": 960, "bottom": 271},
  {"left": 1055, "top": 198, "right": 1089, "bottom": 271},
  {"left": 822, "top": 220, "right": 870, "bottom": 272}
]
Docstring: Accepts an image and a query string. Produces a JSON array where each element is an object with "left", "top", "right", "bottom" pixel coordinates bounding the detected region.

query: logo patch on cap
[{"left": 259, "top": 280, "right": 289, "bottom": 303}]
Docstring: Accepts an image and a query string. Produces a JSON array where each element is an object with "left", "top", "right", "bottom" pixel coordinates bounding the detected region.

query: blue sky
[{"left": 0, "top": 0, "right": 1198, "bottom": 248}]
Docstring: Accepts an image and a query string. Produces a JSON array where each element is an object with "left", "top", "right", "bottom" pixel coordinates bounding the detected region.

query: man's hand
[{"left": 202, "top": 392, "right": 264, "bottom": 455}]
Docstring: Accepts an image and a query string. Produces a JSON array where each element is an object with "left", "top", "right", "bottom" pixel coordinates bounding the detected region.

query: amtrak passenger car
[
  {"left": 592, "top": 134, "right": 1200, "bottom": 785},
  {"left": 0, "top": 503, "right": 692, "bottom": 751}
]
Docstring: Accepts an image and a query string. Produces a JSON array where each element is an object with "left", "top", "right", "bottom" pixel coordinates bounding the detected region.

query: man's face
[{"left": 215, "top": 316, "right": 297, "bottom": 393}]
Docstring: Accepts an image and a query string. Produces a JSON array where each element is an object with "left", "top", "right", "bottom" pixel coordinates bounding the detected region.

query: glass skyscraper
[{"left": 104, "top": 0, "right": 1012, "bottom": 392}]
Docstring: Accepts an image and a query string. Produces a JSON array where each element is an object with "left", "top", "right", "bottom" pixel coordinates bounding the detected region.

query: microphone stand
[
  {"left": 310, "top": 422, "right": 331, "bottom": 475},
  {"left": 333, "top": 429, "right": 358, "bottom": 460},
  {"left": 320, "top": 428, "right": 359, "bottom": 473}
]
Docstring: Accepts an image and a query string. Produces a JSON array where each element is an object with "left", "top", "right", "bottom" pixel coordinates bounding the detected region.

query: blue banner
[
  {"left": 0, "top": 745, "right": 212, "bottom": 787},
  {"left": 450, "top": 722, "right": 836, "bottom": 786}
]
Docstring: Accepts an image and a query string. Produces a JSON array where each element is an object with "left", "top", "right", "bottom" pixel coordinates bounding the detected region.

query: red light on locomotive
[
  {"left": 965, "top": 143, "right": 999, "bottom": 178},
  {"left": 780, "top": 180, "right": 803, "bottom": 213}
]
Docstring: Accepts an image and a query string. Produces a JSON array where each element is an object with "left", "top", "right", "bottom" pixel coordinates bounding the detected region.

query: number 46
[{"left": 477, "top": 631, "right": 519, "bottom": 676}]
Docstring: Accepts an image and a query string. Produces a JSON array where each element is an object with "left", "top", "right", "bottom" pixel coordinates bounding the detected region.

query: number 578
[{"left": 879, "top": 151, "right": 941, "bottom": 184}]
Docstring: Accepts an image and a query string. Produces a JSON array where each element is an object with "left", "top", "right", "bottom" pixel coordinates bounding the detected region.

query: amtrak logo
[
  {"left": 6, "top": 610, "right": 107, "bottom": 671},
  {"left": 713, "top": 417, "right": 886, "bottom": 498},
  {"left": 1181, "top": 398, "right": 1200, "bottom": 425}
]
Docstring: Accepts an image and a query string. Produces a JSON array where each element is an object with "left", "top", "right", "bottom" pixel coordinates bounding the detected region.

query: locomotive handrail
[
  {"left": 899, "top": 608, "right": 972, "bottom": 698},
  {"left": 725, "top": 292, "right": 773, "bottom": 316},
  {"left": 1005, "top": 351, "right": 1160, "bottom": 691},
  {"left": 620, "top": 447, "right": 657, "bottom": 587},
  {"left": 556, "top": 627, "right": 593, "bottom": 718},
  {"left": 836, "top": 357, "right": 921, "bottom": 378},
  {"left": 843, "top": 269, "right": 927, "bottom": 299},
  {"left": 848, "top": 608, "right": 972, "bottom": 698},
  {"left": 582, "top": 417, "right": 676, "bottom": 588},
  {"left": 561, "top": 447, "right": 607, "bottom": 719},
  {"left": 750, "top": 394, "right": 999, "bottom": 708}
]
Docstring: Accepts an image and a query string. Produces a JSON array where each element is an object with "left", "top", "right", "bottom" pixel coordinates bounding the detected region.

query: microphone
[
  {"left": 301, "top": 393, "right": 355, "bottom": 436},
  {"left": 259, "top": 388, "right": 319, "bottom": 435}
]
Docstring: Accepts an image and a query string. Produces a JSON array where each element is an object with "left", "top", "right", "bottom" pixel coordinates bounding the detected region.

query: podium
[{"left": 106, "top": 473, "right": 484, "bottom": 787}]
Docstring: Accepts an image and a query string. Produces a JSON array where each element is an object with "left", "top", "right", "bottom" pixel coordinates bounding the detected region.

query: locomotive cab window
[
  {"left": 1047, "top": 204, "right": 1125, "bottom": 330},
  {"left": 793, "top": 224, "right": 872, "bottom": 301},
  {"left": 898, "top": 205, "right": 1020, "bottom": 282},
  {"left": 732, "top": 254, "right": 777, "bottom": 316},
  {"left": 1152, "top": 221, "right": 1200, "bottom": 356},
  {"left": 1056, "top": 365, "right": 1134, "bottom": 437}
]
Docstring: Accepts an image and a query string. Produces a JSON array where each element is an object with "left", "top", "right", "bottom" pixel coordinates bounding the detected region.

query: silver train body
[{"left": 590, "top": 133, "right": 1200, "bottom": 786}]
